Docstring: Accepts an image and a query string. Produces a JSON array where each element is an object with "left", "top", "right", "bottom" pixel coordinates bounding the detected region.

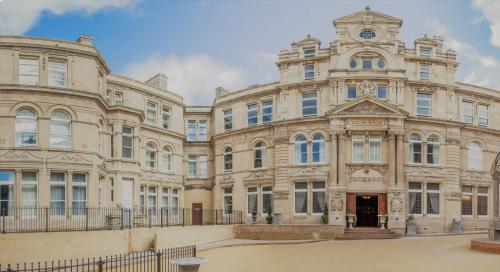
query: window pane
[
  {"left": 302, "top": 93, "right": 317, "bottom": 116},
  {"left": 347, "top": 86, "right": 357, "bottom": 99},
  {"left": 294, "top": 191, "right": 307, "bottom": 213},
  {"left": 187, "top": 120, "right": 196, "bottom": 141},
  {"left": 224, "top": 110, "right": 232, "bottom": 131},
  {"left": 377, "top": 86, "right": 387, "bottom": 99},
  {"left": 304, "top": 64, "right": 314, "bottom": 80},
  {"left": 198, "top": 120, "right": 207, "bottom": 141},
  {"left": 48, "top": 60, "right": 67, "bottom": 87},
  {"left": 247, "top": 103, "right": 258, "bottom": 126},
  {"left": 262, "top": 101, "right": 273, "bottom": 124},
  {"left": 19, "top": 58, "right": 39, "bottom": 85}
]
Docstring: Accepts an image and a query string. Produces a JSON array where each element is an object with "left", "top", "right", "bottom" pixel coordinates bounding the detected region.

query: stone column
[
  {"left": 272, "top": 125, "right": 290, "bottom": 223},
  {"left": 15, "top": 170, "right": 22, "bottom": 207},
  {"left": 338, "top": 132, "right": 346, "bottom": 186},
  {"left": 396, "top": 134, "right": 404, "bottom": 186},
  {"left": 444, "top": 128, "right": 463, "bottom": 231},
  {"left": 328, "top": 129, "right": 347, "bottom": 227},
  {"left": 387, "top": 131, "right": 406, "bottom": 233},
  {"left": 388, "top": 133, "right": 396, "bottom": 186}
]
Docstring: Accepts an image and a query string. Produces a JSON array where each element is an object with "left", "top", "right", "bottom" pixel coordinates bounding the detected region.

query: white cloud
[
  {"left": 0, "top": 0, "right": 136, "bottom": 35},
  {"left": 472, "top": 0, "right": 500, "bottom": 48},
  {"left": 122, "top": 54, "right": 247, "bottom": 105},
  {"left": 426, "top": 18, "right": 499, "bottom": 88}
]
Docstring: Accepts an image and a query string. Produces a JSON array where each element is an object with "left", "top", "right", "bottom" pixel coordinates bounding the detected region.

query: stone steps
[{"left": 336, "top": 228, "right": 401, "bottom": 240}]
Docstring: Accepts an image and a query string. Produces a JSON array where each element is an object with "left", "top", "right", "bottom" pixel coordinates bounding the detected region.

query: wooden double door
[{"left": 346, "top": 193, "right": 387, "bottom": 227}]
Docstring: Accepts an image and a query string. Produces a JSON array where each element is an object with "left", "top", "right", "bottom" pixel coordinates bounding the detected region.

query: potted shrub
[
  {"left": 377, "top": 214, "right": 388, "bottom": 229},
  {"left": 266, "top": 211, "right": 273, "bottom": 224},
  {"left": 406, "top": 214, "right": 417, "bottom": 235},
  {"left": 346, "top": 213, "right": 356, "bottom": 229},
  {"left": 251, "top": 211, "right": 258, "bottom": 224},
  {"left": 321, "top": 203, "right": 329, "bottom": 224}
]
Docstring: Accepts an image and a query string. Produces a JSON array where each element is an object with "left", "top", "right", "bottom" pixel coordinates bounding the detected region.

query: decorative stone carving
[
  {"left": 460, "top": 171, "right": 493, "bottom": 182},
  {"left": 446, "top": 136, "right": 461, "bottom": 145},
  {"left": 244, "top": 170, "right": 273, "bottom": 181},
  {"left": 273, "top": 135, "right": 288, "bottom": 144},
  {"left": 389, "top": 191, "right": 404, "bottom": 213},
  {"left": 341, "top": 101, "right": 393, "bottom": 114},
  {"left": 47, "top": 152, "right": 92, "bottom": 164},
  {"left": 219, "top": 175, "right": 235, "bottom": 185},
  {"left": 0, "top": 150, "right": 42, "bottom": 161},
  {"left": 405, "top": 166, "right": 445, "bottom": 179},
  {"left": 330, "top": 192, "right": 344, "bottom": 212},
  {"left": 290, "top": 167, "right": 328, "bottom": 177}
]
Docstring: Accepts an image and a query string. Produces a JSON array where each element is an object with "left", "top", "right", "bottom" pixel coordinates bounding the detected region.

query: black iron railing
[
  {"left": 0, "top": 206, "right": 243, "bottom": 234},
  {"left": 0, "top": 245, "right": 196, "bottom": 272}
]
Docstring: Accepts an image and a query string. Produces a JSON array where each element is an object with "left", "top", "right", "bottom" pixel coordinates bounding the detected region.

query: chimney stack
[
  {"left": 145, "top": 73, "right": 168, "bottom": 91},
  {"left": 76, "top": 34, "right": 94, "bottom": 46},
  {"left": 215, "top": 87, "right": 230, "bottom": 98}
]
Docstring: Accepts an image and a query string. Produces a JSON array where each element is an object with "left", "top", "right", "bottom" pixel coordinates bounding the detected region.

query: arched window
[
  {"left": 468, "top": 142, "right": 483, "bottom": 170},
  {"left": 426, "top": 135, "right": 440, "bottom": 164},
  {"left": 16, "top": 108, "right": 38, "bottom": 146},
  {"left": 50, "top": 111, "right": 71, "bottom": 148},
  {"left": 161, "top": 146, "right": 172, "bottom": 172},
  {"left": 253, "top": 142, "right": 266, "bottom": 169},
  {"left": 408, "top": 134, "right": 422, "bottom": 163},
  {"left": 295, "top": 135, "right": 308, "bottom": 164},
  {"left": 312, "top": 134, "right": 325, "bottom": 163},
  {"left": 145, "top": 143, "right": 157, "bottom": 169},
  {"left": 223, "top": 147, "right": 233, "bottom": 172}
]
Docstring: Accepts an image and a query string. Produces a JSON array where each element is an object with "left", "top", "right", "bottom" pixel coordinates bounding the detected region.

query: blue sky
[{"left": 1, "top": 0, "right": 500, "bottom": 105}]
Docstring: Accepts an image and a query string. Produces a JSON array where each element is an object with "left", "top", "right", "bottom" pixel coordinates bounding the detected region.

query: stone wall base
[{"left": 234, "top": 224, "right": 344, "bottom": 240}]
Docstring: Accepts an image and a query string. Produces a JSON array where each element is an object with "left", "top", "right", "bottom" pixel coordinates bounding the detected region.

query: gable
[
  {"left": 327, "top": 97, "right": 408, "bottom": 117},
  {"left": 333, "top": 9, "right": 402, "bottom": 27}
]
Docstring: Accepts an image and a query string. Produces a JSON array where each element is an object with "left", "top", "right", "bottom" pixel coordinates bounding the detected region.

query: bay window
[
  {"left": 188, "top": 155, "right": 207, "bottom": 178},
  {"left": 114, "top": 92, "right": 123, "bottom": 105},
  {"left": 50, "top": 111, "right": 71, "bottom": 148},
  {"left": 16, "top": 108, "right": 38, "bottom": 146},
  {"left": 72, "top": 173, "right": 87, "bottom": 216},
  {"left": 122, "top": 126, "right": 133, "bottom": 159},
  {"left": 145, "top": 143, "right": 157, "bottom": 169}
]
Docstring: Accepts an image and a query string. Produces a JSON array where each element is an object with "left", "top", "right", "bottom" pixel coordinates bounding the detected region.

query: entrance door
[
  {"left": 192, "top": 203, "right": 203, "bottom": 225},
  {"left": 121, "top": 179, "right": 133, "bottom": 227},
  {"left": 356, "top": 195, "right": 378, "bottom": 227}
]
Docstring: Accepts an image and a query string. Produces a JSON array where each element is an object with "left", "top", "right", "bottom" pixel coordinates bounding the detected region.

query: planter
[
  {"left": 406, "top": 222, "right": 417, "bottom": 236},
  {"left": 451, "top": 219, "right": 462, "bottom": 233},
  {"left": 378, "top": 215, "right": 388, "bottom": 229},
  {"left": 251, "top": 212, "right": 257, "bottom": 224},
  {"left": 346, "top": 214, "right": 356, "bottom": 229}
]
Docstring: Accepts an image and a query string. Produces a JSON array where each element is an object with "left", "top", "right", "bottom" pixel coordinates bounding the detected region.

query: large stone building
[{"left": 0, "top": 8, "right": 499, "bottom": 234}]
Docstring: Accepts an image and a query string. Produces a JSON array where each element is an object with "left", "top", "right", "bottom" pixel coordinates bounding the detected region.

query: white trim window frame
[
  {"left": 246, "top": 187, "right": 258, "bottom": 215},
  {"left": 478, "top": 104, "right": 488, "bottom": 127},
  {"left": 21, "top": 171, "right": 38, "bottom": 218},
  {"left": 426, "top": 135, "right": 440, "bottom": 165},
  {"left": 145, "top": 143, "right": 157, "bottom": 170},
  {"left": 408, "top": 182, "right": 423, "bottom": 216},
  {"left": 419, "top": 48, "right": 432, "bottom": 58},
  {"left": 50, "top": 172, "right": 66, "bottom": 217},
  {"left": 247, "top": 103, "right": 258, "bottom": 126},
  {"left": 198, "top": 120, "right": 207, "bottom": 141},
  {"left": 294, "top": 182, "right": 308, "bottom": 215},
  {"left": 352, "top": 134, "right": 365, "bottom": 163},
  {"left": 223, "top": 147, "right": 233, "bottom": 172},
  {"left": 253, "top": 142, "right": 266, "bottom": 169},
  {"left": 462, "top": 101, "right": 474, "bottom": 124},
  {"left": 261, "top": 186, "right": 273, "bottom": 215},
  {"left": 304, "top": 64, "right": 315, "bottom": 80},
  {"left": 416, "top": 92, "right": 432, "bottom": 117},
  {"left": 15, "top": 108, "right": 38, "bottom": 147},
  {"left": 48, "top": 59, "right": 67, "bottom": 87},
  {"left": 419, "top": 63, "right": 430, "bottom": 80},
  {"left": 49, "top": 111, "right": 71, "bottom": 148},
  {"left": 303, "top": 48, "right": 316, "bottom": 58},
  {"left": 71, "top": 173, "right": 87, "bottom": 217},
  {"left": 188, "top": 155, "right": 197, "bottom": 178},
  {"left": 122, "top": 126, "right": 133, "bottom": 159},
  {"left": 146, "top": 102, "right": 157, "bottom": 125},
  {"left": 161, "top": 146, "right": 172, "bottom": 173},
  {"left": 114, "top": 92, "right": 123, "bottom": 106},
  {"left": 198, "top": 155, "right": 208, "bottom": 178},
  {"left": 19, "top": 57, "right": 39, "bottom": 85},
  {"left": 147, "top": 186, "right": 157, "bottom": 217},
  {"left": 368, "top": 135, "right": 382, "bottom": 163},
  {"left": 426, "top": 183, "right": 440, "bottom": 216},
  {"left": 312, "top": 134, "right": 325, "bottom": 164},
  {"left": 223, "top": 187, "right": 233, "bottom": 215},
  {"left": 295, "top": 135, "right": 308, "bottom": 165},
  {"left": 262, "top": 100, "right": 273, "bottom": 124},
  {"left": 161, "top": 106, "right": 171, "bottom": 129},
  {"left": 302, "top": 92, "right": 317, "bottom": 117},
  {"left": 187, "top": 120, "right": 197, "bottom": 141},
  {"left": 223, "top": 109, "right": 233, "bottom": 131},
  {"left": 408, "top": 134, "right": 422, "bottom": 164}
]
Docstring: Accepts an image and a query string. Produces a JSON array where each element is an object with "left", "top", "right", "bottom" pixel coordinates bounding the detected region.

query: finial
[
  {"left": 365, "top": 6, "right": 370, "bottom": 10},
  {"left": 307, "top": 34, "right": 311, "bottom": 38}
]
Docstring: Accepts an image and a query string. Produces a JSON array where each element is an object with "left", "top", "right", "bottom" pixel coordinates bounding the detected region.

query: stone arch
[
  {"left": 46, "top": 104, "right": 78, "bottom": 120},
  {"left": 10, "top": 102, "right": 43, "bottom": 117},
  {"left": 338, "top": 45, "right": 399, "bottom": 70}
]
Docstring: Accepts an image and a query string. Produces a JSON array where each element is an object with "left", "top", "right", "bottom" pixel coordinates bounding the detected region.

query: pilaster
[{"left": 272, "top": 125, "right": 291, "bottom": 223}]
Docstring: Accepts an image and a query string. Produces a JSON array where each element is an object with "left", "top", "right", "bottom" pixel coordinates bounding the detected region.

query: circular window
[
  {"left": 378, "top": 59, "right": 385, "bottom": 69},
  {"left": 359, "top": 30, "right": 376, "bottom": 40},
  {"left": 349, "top": 60, "right": 357, "bottom": 69}
]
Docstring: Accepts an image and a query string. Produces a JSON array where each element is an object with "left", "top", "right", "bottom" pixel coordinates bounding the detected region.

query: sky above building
[{"left": 1, "top": 0, "right": 500, "bottom": 105}]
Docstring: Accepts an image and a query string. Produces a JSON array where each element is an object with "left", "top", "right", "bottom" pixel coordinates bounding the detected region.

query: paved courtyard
[{"left": 199, "top": 234, "right": 499, "bottom": 272}]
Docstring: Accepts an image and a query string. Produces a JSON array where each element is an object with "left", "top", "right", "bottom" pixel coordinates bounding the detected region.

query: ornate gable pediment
[
  {"left": 333, "top": 9, "right": 402, "bottom": 27},
  {"left": 47, "top": 152, "right": 93, "bottom": 164},
  {"left": 327, "top": 96, "right": 408, "bottom": 117},
  {"left": 405, "top": 166, "right": 445, "bottom": 180},
  {"left": 290, "top": 167, "right": 328, "bottom": 178},
  {"left": 0, "top": 151, "right": 43, "bottom": 161},
  {"left": 244, "top": 170, "right": 273, "bottom": 181}
]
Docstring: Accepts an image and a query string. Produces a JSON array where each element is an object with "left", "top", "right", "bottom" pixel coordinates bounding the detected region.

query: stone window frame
[
  {"left": 461, "top": 184, "right": 489, "bottom": 218},
  {"left": 292, "top": 179, "right": 327, "bottom": 216}
]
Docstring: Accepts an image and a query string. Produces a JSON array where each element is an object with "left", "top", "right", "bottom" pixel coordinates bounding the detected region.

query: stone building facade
[{"left": 0, "top": 8, "right": 499, "bottom": 234}]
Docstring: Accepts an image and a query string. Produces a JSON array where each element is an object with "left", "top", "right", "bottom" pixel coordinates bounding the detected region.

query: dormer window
[
  {"left": 420, "top": 48, "right": 432, "bottom": 58},
  {"left": 359, "top": 30, "right": 376, "bottom": 40},
  {"left": 304, "top": 48, "right": 316, "bottom": 58}
]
